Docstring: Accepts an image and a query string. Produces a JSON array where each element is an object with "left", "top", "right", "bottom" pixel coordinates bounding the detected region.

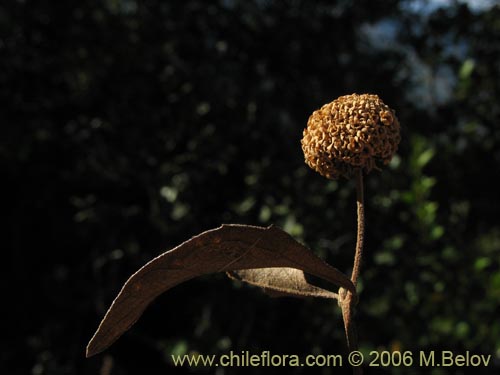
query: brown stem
[
  {"left": 340, "top": 168, "right": 365, "bottom": 375},
  {"left": 352, "top": 168, "right": 364, "bottom": 286}
]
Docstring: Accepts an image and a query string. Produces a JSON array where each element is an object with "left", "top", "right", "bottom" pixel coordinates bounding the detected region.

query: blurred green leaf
[
  {"left": 417, "top": 148, "right": 435, "bottom": 169},
  {"left": 459, "top": 59, "right": 475, "bottom": 80}
]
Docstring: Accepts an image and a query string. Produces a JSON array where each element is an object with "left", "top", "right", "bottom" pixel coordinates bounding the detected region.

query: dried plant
[
  {"left": 301, "top": 93, "right": 400, "bottom": 374},
  {"left": 87, "top": 93, "right": 400, "bottom": 374}
]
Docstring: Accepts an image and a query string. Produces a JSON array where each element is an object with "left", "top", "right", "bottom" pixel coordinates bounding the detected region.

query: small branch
[
  {"left": 339, "top": 168, "right": 365, "bottom": 375},
  {"left": 352, "top": 168, "right": 365, "bottom": 286}
]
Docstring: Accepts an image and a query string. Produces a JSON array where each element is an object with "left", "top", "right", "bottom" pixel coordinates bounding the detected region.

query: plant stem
[
  {"left": 352, "top": 168, "right": 364, "bottom": 286},
  {"left": 340, "top": 168, "right": 365, "bottom": 375}
]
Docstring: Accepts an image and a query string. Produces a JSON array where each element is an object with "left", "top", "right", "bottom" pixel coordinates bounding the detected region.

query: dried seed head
[{"left": 301, "top": 93, "right": 401, "bottom": 179}]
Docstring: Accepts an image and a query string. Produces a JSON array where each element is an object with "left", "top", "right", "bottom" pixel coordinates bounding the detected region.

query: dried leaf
[
  {"left": 86, "top": 224, "right": 353, "bottom": 357},
  {"left": 228, "top": 268, "right": 338, "bottom": 299}
]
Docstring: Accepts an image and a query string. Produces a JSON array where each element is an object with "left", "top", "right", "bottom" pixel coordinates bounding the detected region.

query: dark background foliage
[{"left": 2, "top": 0, "right": 499, "bottom": 374}]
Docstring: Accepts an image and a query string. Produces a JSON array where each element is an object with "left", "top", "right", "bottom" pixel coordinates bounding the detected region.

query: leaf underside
[
  {"left": 227, "top": 268, "right": 339, "bottom": 299},
  {"left": 86, "top": 224, "right": 353, "bottom": 357}
]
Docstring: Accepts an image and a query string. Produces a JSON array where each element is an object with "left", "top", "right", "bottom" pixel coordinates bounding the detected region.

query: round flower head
[{"left": 301, "top": 93, "right": 400, "bottom": 179}]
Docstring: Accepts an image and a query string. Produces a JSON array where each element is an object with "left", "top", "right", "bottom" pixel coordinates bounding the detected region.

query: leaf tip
[
  {"left": 85, "top": 344, "right": 96, "bottom": 358},
  {"left": 85, "top": 333, "right": 106, "bottom": 358}
]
